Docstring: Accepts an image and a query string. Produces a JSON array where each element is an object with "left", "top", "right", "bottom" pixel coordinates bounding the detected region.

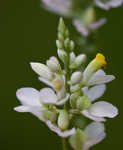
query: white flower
[
  {"left": 82, "top": 84, "right": 106, "bottom": 101},
  {"left": 83, "top": 122, "right": 106, "bottom": 150},
  {"left": 82, "top": 53, "right": 115, "bottom": 86},
  {"left": 81, "top": 80, "right": 118, "bottom": 122},
  {"left": 14, "top": 88, "right": 46, "bottom": 122},
  {"left": 73, "top": 18, "right": 106, "bottom": 37},
  {"left": 39, "top": 88, "right": 70, "bottom": 105},
  {"left": 86, "top": 69, "right": 115, "bottom": 86},
  {"left": 94, "top": 0, "right": 123, "bottom": 10},
  {"left": 41, "top": 0, "right": 73, "bottom": 16},
  {"left": 82, "top": 100, "right": 118, "bottom": 122},
  {"left": 69, "top": 122, "right": 106, "bottom": 150},
  {"left": 46, "top": 120, "right": 76, "bottom": 138}
]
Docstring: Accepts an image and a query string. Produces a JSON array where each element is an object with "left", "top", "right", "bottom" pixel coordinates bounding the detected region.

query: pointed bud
[
  {"left": 75, "top": 54, "right": 87, "bottom": 67},
  {"left": 58, "top": 18, "right": 66, "bottom": 34},
  {"left": 70, "top": 52, "right": 76, "bottom": 63},
  {"left": 58, "top": 110, "right": 69, "bottom": 130},
  {"left": 64, "top": 38, "right": 70, "bottom": 49},
  {"left": 56, "top": 40, "right": 63, "bottom": 49},
  {"left": 71, "top": 72, "right": 82, "bottom": 85},
  {"left": 57, "top": 49, "right": 68, "bottom": 63},
  {"left": 30, "top": 62, "right": 53, "bottom": 80},
  {"left": 46, "top": 56, "right": 61, "bottom": 72},
  {"left": 76, "top": 96, "right": 91, "bottom": 110},
  {"left": 70, "top": 40, "right": 75, "bottom": 51}
]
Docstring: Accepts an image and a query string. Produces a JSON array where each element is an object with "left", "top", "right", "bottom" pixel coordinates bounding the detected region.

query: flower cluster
[
  {"left": 41, "top": 0, "right": 123, "bottom": 36},
  {"left": 14, "top": 18, "right": 118, "bottom": 150}
]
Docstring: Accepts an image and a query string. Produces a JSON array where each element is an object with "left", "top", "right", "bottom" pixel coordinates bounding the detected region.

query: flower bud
[
  {"left": 46, "top": 56, "right": 61, "bottom": 72},
  {"left": 70, "top": 52, "right": 76, "bottom": 63},
  {"left": 64, "top": 38, "right": 70, "bottom": 49},
  {"left": 30, "top": 62, "right": 53, "bottom": 80},
  {"left": 70, "top": 91, "right": 81, "bottom": 108},
  {"left": 56, "top": 40, "right": 63, "bottom": 49},
  {"left": 70, "top": 40, "right": 75, "bottom": 51},
  {"left": 71, "top": 72, "right": 82, "bottom": 85},
  {"left": 69, "top": 128, "right": 88, "bottom": 150},
  {"left": 75, "top": 54, "right": 87, "bottom": 67},
  {"left": 43, "top": 110, "right": 57, "bottom": 122},
  {"left": 57, "top": 49, "right": 68, "bottom": 63},
  {"left": 58, "top": 110, "right": 69, "bottom": 130},
  {"left": 76, "top": 96, "right": 91, "bottom": 110}
]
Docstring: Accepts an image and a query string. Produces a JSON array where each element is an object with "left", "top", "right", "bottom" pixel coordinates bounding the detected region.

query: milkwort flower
[
  {"left": 94, "top": 0, "right": 123, "bottom": 10},
  {"left": 14, "top": 18, "right": 118, "bottom": 150}
]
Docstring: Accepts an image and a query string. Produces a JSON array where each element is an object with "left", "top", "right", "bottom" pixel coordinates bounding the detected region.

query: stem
[{"left": 62, "top": 138, "right": 67, "bottom": 150}]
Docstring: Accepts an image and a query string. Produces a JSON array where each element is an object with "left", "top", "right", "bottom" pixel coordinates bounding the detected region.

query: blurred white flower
[
  {"left": 41, "top": 0, "right": 73, "bottom": 16},
  {"left": 46, "top": 120, "right": 76, "bottom": 138},
  {"left": 94, "top": 0, "right": 123, "bottom": 10},
  {"left": 73, "top": 18, "right": 106, "bottom": 36}
]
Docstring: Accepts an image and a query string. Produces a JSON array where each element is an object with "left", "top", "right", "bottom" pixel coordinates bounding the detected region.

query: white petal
[
  {"left": 14, "top": 106, "right": 30, "bottom": 112},
  {"left": 56, "top": 93, "right": 70, "bottom": 105},
  {"left": 30, "top": 62, "right": 53, "bottom": 80},
  {"left": 88, "top": 74, "right": 115, "bottom": 86},
  {"left": 14, "top": 106, "right": 45, "bottom": 122},
  {"left": 46, "top": 121, "right": 76, "bottom": 138},
  {"left": 82, "top": 110, "right": 106, "bottom": 122},
  {"left": 16, "top": 88, "right": 40, "bottom": 106},
  {"left": 83, "top": 122, "right": 106, "bottom": 150},
  {"left": 39, "top": 88, "right": 58, "bottom": 104},
  {"left": 73, "top": 19, "right": 89, "bottom": 36},
  {"left": 38, "top": 77, "right": 53, "bottom": 87},
  {"left": 89, "top": 101, "right": 118, "bottom": 118},
  {"left": 93, "top": 69, "right": 106, "bottom": 76},
  {"left": 89, "top": 18, "right": 107, "bottom": 30},
  {"left": 82, "top": 84, "right": 106, "bottom": 101}
]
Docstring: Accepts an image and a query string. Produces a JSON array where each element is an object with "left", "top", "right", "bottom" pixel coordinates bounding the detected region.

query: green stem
[{"left": 62, "top": 138, "right": 67, "bottom": 150}]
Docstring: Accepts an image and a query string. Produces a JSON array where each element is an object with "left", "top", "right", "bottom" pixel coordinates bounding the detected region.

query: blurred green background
[{"left": 0, "top": 0, "right": 122, "bottom": 150}]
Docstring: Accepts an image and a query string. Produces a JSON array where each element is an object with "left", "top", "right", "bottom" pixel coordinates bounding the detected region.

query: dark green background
[{"left": 0, "top": 0, "right": 122, "bottom": 150}]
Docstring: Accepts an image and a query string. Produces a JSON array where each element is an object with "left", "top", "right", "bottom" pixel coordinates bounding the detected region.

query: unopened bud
[
  {"left": 71, "top": 72, "right": 82, "bottom": 85},
  {"left": 75, "top": 54, "right": 87, "bottom": 67},
  {"left": 69, "top": 128, "right": 88, "bottom": 150},
  {"left": 57, "top": 49, "right": 68, "bottom": 63},
  {"left": 70, "top": 91, "right": 81, "bottom": 108},
  {"left": 56, "top": 40, "right": 63, "bottom": 49},
  {"left": 47, "top": 56, "right": 61, "bottom": 72},
  {"left": 30, "top": 62, "right": 53, "bottom": 80},
  {"left": 70, "top": 40, "right": 75, "bottom": 51},
  {"left": 58, "top": 110, "right": 69, "bottom": 130},
  {"left": 70, "top": 52, "right": 76, "bottom": 63},
  {"left": 64, "top": 38, "right": 70, "bottom": 49},
  {"left": 76, "top": 96, "right": 91, "bottom": 110}
]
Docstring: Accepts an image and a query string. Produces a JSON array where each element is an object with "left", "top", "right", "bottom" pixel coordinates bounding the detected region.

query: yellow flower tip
[{"left": 96, "top": 53, "right": 106, "bottom": 67}]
